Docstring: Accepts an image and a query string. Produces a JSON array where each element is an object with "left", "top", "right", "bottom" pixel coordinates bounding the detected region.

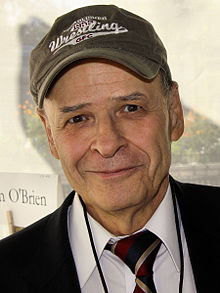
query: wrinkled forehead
[
  {"left": 47, "top": 58, "right": 157, "bottom": 93},
  {"left": 45, "top": 58, "right": 164, "bottom": 104}
]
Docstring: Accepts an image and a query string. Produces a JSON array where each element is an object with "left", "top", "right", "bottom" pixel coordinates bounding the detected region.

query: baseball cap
[{"left": 30, "top": 5, "right": 171, "bottom": 108}]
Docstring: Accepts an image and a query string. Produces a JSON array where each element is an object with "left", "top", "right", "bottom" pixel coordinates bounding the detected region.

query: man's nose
[{"left": 90, "top": 117, "right": 126, "bottom": 158}]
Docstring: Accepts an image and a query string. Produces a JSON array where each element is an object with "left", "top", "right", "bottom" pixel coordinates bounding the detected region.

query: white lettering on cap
[{"left": 49, "top": 15, "right": 128, "bottom": 54}]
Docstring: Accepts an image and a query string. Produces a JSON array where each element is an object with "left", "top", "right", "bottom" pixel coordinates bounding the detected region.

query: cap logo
[{"left": 49, "top": 15, "right": 128, "bottom": 54}]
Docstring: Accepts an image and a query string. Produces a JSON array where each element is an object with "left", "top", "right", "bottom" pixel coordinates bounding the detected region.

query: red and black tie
[{"left": 106, "top": 231, "right": 161, "bottom": 293}]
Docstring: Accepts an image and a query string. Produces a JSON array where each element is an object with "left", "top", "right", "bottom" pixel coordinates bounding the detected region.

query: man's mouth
[{"left": 85, "top": 165, "right": 143, "bottom": 179}]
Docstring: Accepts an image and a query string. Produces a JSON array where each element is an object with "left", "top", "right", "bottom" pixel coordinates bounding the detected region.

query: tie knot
[
  {"left": 106, "top": 230, "right": 161, "bottom": 293},
  {"left": 106, "top": 230, "right": 161, "bottom": 275}
]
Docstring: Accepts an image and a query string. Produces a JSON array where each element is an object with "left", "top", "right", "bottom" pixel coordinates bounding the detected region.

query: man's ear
[
  {"left": 168, "top": 82, "right": 184, "bottom": 142},
  {"left": 37, "top": 108, "right": 60, "bottom": 159}
]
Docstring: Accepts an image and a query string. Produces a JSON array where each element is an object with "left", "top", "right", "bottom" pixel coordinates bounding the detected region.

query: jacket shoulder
[
  {"left": 0, "top": 213, "right": 51, "bottom": 267},
  {"left": 0, "top": 191, "right": 75, "bottom": 292},
  {"left": 171, "top": 177, "right": 220, "bottom": 201},
  {"left": 171, "top": 177, "right": 220, "bottom": 230},
  {"left": 0, "top": 214, "right": 51, "bottom": 292}
]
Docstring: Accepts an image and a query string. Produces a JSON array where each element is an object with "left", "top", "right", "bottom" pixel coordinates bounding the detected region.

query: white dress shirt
[{"left": 68, "top": 185, "right": 197, "bottom": 293}]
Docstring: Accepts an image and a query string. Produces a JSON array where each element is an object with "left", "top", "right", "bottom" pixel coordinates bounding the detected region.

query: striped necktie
[{"left": 106, "top": 231, "right": 161, "bottom": 293}]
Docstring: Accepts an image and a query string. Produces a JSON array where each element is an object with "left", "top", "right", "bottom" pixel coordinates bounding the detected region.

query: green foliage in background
[
  {"left": 172, "top": 110, "right": 220, "bottom": 164},
  {"left": 18, "top": 96, "right": 61, "bottom": 172}
]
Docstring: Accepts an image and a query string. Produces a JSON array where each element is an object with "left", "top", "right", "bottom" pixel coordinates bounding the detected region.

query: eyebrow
[
  {"left": 59, "top": 92, "right": 146, "bottom": 113},
  {"left": 112, "top": 92, "right": 146, "bottom": 102},
  {"left": 60, "top": 103, "right": 92, "bottom": 113}
]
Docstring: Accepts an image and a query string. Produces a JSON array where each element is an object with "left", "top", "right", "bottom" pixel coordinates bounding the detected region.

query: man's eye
[
  {"left": 124, "top": 105, "right": 140, "bottom": 112},
  {"left": 68, "top": 115, "right": 86, "bottom": 124}
]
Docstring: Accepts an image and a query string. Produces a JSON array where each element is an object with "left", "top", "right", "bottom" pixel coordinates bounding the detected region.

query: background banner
[{"left": 0, "top": 172, "right": 64, "bottom": 238}]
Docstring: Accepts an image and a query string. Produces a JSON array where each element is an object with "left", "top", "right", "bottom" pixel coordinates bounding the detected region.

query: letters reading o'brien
[{"left": 0, "top": 188, "right": 47, "bottom": 206}]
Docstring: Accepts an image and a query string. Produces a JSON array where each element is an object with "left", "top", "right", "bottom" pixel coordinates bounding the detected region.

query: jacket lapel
[{"left": 23, "top": 191, "right": 82, "bottom": 292}]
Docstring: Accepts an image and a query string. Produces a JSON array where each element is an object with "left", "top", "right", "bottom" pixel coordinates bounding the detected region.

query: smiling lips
[{"left": 86, "top": 165, "right": 143, "bottom": 178}]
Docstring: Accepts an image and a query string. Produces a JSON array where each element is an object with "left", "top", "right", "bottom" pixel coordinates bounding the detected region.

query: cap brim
[{"left": 38, "top": 47, "right": 160, "bottom": 108}]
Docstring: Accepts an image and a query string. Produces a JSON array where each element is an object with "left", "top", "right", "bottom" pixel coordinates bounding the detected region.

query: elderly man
[{"left": 0, "top": 5, "right": 219, "bottom": 293}]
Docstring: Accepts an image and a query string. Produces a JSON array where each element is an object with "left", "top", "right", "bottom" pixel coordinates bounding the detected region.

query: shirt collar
[
  {"left": 145, "top": 184, "right": 181, "bottom": 272},
  {"left": 68, "top": 194, "right": 113, "bottom": 288},
  {"left": 68, "top": 185, "right": 180, "bottom": 288}
]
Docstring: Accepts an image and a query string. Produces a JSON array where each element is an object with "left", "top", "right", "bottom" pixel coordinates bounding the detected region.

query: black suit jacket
[{"left": 0, "top": 177, "right": 220, "bottom": 292}]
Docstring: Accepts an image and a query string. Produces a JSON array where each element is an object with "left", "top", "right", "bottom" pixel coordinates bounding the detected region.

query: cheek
[
  {"left": 54, "top": 132, "right": 89, "bottom": 169},
  {"left": 126, "top": 115, "right": 170, "bottom": 153}
]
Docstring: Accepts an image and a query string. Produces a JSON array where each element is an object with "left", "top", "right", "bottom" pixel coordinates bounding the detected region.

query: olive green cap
[{"left": 30, "top": 5, "right": 171, "bottom": 108}]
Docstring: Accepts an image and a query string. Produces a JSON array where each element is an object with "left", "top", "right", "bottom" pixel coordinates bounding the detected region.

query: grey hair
[{"left": 159, "top": 68, "right": 173, "bottom": 97}]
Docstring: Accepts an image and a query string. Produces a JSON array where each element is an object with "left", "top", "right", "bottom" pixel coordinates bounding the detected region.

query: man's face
[{"left": 40, "top": 60, "right": 183, "bottom": 224}]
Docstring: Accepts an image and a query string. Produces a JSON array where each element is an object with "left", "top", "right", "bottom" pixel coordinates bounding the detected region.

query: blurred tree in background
[{"left": 172, "top": 109, "right": 220, "bottom": 164}]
